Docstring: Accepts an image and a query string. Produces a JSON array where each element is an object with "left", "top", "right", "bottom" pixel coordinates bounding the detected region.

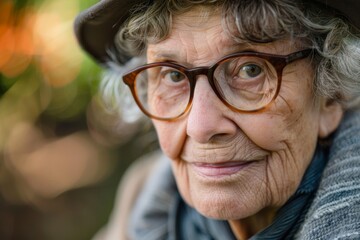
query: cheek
[
  {"left": 153, "top": 120, "right": 194, "bottom": 206},
  {"left": 153, "top": 119, "right": 187, "bottom": 159},
  {"left": 240, "top": 70, "right": 319, "bottom": 150},
  {"left": 243, "top": 109, "right": 319, "bottom": 151}
]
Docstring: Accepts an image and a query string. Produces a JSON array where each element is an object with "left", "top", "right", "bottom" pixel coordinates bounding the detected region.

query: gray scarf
[{"left": 297, "top": 109, "right": 360, "bottom": 239}]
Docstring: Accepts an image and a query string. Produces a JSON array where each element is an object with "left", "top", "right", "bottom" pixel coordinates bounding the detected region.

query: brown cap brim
[
  {"left": 74, "top": 0, "right": 360, "bottom": 65},
  {"left": 74, "top": 0, "right": 145, "bottom": 64},
  {"left": 316, "top": 0, "right": 360, "bottom": 28}
]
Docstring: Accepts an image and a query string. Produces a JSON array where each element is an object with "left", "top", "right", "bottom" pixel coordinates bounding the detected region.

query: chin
[{"left": 186, "top": 187, "right": 263, "bottom": 220}]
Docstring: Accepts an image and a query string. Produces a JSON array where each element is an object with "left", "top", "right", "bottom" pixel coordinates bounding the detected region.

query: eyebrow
[
  {"left": 149, "top": 43, "right": 257, "bottom": 64},
  {"left": 152, "top": 53, "right": 180, "bottom": 62}
]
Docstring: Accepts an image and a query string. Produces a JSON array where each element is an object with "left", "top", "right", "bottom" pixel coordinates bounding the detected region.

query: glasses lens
[
  {"left": 214, "top": 56, "right": 278, "bottom": 111},
  {"left": 134, "top": 66, "right": 191, "bottom": 119}
]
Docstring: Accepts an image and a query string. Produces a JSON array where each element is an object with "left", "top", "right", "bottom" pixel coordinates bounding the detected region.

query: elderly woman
[{"left": 75, "top": 0, "right": 360, "bottom": 239}]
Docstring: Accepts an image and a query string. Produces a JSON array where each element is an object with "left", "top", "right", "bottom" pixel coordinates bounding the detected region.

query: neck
[{"left": 228, "top": 207, "right": 278, "bottom": 239}]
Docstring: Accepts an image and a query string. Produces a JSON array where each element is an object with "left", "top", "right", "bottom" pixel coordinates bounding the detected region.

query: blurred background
[{"left": 0, "top": 0, "right": 157, "bottom": 239}]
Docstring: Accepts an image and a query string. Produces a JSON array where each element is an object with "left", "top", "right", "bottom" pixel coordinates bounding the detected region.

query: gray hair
[{"left": 101, "top": 0, "right": 360, "bottom": 126}]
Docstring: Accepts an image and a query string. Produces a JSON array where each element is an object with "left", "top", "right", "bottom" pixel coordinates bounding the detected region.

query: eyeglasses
[{"left": 122, "top": 49, "right": 312, "bottom": 121}]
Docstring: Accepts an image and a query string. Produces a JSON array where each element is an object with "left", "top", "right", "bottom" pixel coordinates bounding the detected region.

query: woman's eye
[
  {"left": 163, "top": 70, "right": 186, "bottom": 83},
  {"left": 238, "top": 64, "right": 262, "bottom": 79}
]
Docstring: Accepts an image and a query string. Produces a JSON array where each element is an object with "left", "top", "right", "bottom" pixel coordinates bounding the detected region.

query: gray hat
[{"left": 74, "top": 0, "right": 360, "bottom": 64}]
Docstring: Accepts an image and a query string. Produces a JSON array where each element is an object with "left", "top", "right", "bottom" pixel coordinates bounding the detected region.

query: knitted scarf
[{"left": 297, "top": 109, "right": 360, "bottom": 239}]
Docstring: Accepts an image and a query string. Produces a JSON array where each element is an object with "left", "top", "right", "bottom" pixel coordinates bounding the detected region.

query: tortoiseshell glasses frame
[{"left": 122, "top": 49, "right": 312, "bottom": 121}]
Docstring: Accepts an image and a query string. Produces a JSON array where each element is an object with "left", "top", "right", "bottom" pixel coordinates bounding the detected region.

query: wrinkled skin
[{"left": 146, "top": 7, "right": 343, "bottom": 238}]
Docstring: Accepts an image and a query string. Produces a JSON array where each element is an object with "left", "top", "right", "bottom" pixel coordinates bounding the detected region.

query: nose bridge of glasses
[{"left": 187, "top": 66, "right": 213, "bottom": 82}]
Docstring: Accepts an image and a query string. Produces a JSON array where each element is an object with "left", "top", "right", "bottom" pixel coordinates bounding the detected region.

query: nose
[{"left": 186, "top": 76, "right": 237, "bottom": 143}]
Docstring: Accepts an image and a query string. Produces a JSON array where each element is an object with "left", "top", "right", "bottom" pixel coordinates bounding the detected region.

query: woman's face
[{"left": 146, "top": 7, "right": 342, "bottom": 220}]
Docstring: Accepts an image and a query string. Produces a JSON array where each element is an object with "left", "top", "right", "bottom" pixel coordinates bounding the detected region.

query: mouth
[{"left": 190, "top": 161, "right": 254, "bottom": 178}]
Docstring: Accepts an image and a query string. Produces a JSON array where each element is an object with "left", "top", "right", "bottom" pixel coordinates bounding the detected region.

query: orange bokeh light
[
  {"left": 32, "top": 1, "right": 83, "bottom": 87},
  {"left": 0, "top": 0, "right": 83, "bottom": 86},
  {"left": 0, "top": 25, "right": 15, "bottom": 70},
  {"left": 0, "top": 1, "right": 12, "bottom": 24},
  {"left": 0, "top": 3, "right": 36, "bottom": 78}
]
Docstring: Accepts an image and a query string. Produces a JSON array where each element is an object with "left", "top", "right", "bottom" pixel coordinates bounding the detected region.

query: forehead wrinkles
[
  {"left": 148, "top": 8, "right": 235, "bottom": 65},
  {"left": 173, "top": 27, "right": 229, "bottom": 64},
  {"left": 172, "top": 5, "right": 220, "bottom": 29},
  {"left": 172, "top": 6, "right": 224, "bottom": 62}
]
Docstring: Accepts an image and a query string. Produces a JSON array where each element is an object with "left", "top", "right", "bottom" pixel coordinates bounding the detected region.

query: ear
[{"left": 318, "top": 98, "right": 343, "bottom": 138}]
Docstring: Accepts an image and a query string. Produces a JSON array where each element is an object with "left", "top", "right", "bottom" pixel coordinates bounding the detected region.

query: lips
[{"left": 190, "top": 161, "right": 253, "bottom": 177}]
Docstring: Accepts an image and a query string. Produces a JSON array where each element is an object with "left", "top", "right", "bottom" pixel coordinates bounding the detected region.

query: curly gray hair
[{"left": 100, "top": 0, "right": 360, "bottom": 124}]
